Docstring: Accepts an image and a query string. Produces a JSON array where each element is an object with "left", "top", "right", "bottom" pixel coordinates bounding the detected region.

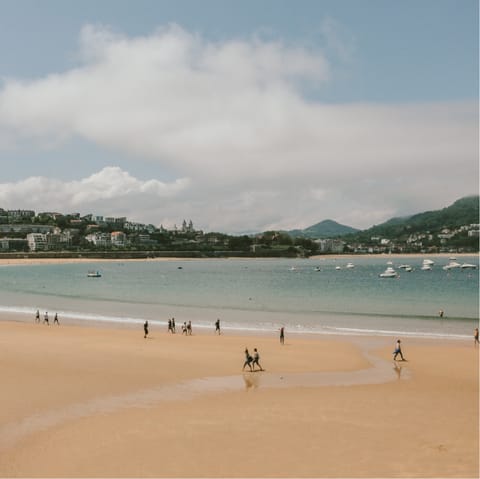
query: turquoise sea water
[{"left": 0, "top": 256, "right": 478, "bottom": 339}]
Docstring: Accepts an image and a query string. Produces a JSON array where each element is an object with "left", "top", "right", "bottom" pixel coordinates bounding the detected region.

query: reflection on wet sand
[
  {"left": 0, "top": 339, "right": 408, "bottom": 450},
  {"left": 242, "top": 373, "right": 260, "bottom": 391}
]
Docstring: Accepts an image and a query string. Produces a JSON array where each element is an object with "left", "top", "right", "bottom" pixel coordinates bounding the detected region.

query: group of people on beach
[
  {"left": 242, "top": 347, "right": 263, "bottom": 372},
  {"left": 35, "top": 309, "right": 59, "bottom": 325},
  {"left": 165, "top": 317, "right": 222, "bottom": 336}
]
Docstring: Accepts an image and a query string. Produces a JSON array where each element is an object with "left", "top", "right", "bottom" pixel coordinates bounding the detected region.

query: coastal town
[{"left": 0, "top": 205, "right": 478, "bottom": 257}]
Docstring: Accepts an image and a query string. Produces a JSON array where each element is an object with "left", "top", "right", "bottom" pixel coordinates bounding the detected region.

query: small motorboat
[
  {"left": 346, "top": 262, "right": 355, "bottom": 269},
  {"left": 87, "top": 270, "right": 102, "bottom": 278},
  {"left": 461, "top": 263, "right": 477, "bottom": 269},
  {"left": 379, "top": 267, "right": 398, "bottom": 278},
  {"left": 443, "top": 261, "right": 462, "bottom": 271}
]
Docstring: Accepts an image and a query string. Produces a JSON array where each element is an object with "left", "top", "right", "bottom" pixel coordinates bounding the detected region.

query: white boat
[
  {"left": 404, "top": 266, "right": 413, "bottom": 272},
  {"left": 314, "top": 266, "right": 321, "bottom": 272},
  {"left": 422, "top": 259, "right": 435, "bottom": 266},
  {"left": 421, "top": 264, "right": 432, "bottom": 271},
  {"left": 461, "top": 263, "right": 477, "bottom": 269},
  {"left": 87, "top": 270, "right": 102, "bottom": 278},
  {"left": 379, "top": 267, "right": 398, "bottom": 278},
  {"left": 335, "top": 266, "right": 342, "bottom": 270},
  {"left": 398, "top": 264, "right": 410, "bottom": 269},
  {"left": 443, "top": 261, "right": 462, "bottom": 270},
  {"left": 346, "top": 262, "right": 355, "bottom": 269}
]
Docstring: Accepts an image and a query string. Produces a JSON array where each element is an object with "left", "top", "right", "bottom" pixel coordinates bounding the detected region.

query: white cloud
[
  {"left": 0, "top": 167, "right": 190, "bottom": 222},
  {"left": 0, "top": 24, "right": 477, "bottom": 232}
]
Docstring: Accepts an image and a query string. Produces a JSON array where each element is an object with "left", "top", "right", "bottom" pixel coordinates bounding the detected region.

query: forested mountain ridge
[{"left": 353, "top": 195, "right": 479, "bottom": 239}]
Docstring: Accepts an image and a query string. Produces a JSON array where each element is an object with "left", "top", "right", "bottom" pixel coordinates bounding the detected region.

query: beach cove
[{"left": 0, "top": 256, "right": 478, "bottom": 476}]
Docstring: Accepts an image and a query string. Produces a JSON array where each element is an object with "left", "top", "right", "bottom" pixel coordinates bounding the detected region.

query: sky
[{"left": 0, "top": 0, "right": 478, "bottom": 233}]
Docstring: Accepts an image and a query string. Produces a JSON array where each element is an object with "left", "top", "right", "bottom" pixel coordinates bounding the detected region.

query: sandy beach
[
  {"left": 0, "top": 316, "right": 478, "bottom": 477},
  {"left": 0, "top": 252, "right": 477, "bottom": 267}
]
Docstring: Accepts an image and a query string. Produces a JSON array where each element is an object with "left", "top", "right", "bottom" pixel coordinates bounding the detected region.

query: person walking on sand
[
  {"left": 182, "top": 322, "right": 187, "bottom": 335},
  {"left": 252, "top": 348, "right": 263, "bottom": 371},
  {"left": 215, "top": 318, "right": 221, "bottom": 335},
  {"left": 35, "top": 309, "right": 40, "bottom": 323},
  {"left": 171, "top": 317, "right": 176, "bottom": 334},
  {"left": 242, "top": 348, "right": 253, "bottom": 371},
  {"left": 474, "top": 328, "right": 479, "bottom": 346},
  {"left": 187, "top": 320, "right": 192, "bottom": 335},
  {"left": 53, "top": 313, "right": 59, "bottom": 325},
  {"left": 168, "top": 318, "right": 172, "bottom": 333},
  {"left": 279, "top": 326, "right": 285, "bottom": 345},
  {"left": 393, "top": 339, "right": 405, "bottom": 361},
  {"left": 43, "top": 311, "right": 49, "bottom": 325},
  {"left": 144, "top": 320, "right": 149, "bottom": 339}
]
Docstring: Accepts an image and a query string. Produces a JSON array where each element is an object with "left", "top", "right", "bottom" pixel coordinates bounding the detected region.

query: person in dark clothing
[
  {"left": 279, "top": 327, "right": 285, "bottom": 345},
  {"left": 215, "top": 318, "right": 221, "bottom": 335},
  {"left": 144, "top": 320, "right": 149, "bottom": 339},
  {"left": 242, "top": 348, "right": 253, "bottom": 371},
  {"left": 393, "top": 339, "right": 405, "bottom": 361}
]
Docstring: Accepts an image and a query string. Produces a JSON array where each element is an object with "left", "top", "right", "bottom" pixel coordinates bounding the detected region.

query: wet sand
[{"left": 0, "top": 318, "right": 478, "bottom": 477}]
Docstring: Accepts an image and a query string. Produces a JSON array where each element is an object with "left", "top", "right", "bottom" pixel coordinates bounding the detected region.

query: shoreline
[
  {"left": 0, "top": 251, "right": 477, "bottom": 266},
  {"left": 1, "top": 308, "right": 476, "bottom": 343},
  {"left": 0, "top": 319, "right": 478, "bottom": 477}
]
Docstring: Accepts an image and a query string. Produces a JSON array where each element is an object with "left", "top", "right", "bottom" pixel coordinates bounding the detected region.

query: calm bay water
[{"left": 0, "top": 256, "right": 478, "bottom": 339}]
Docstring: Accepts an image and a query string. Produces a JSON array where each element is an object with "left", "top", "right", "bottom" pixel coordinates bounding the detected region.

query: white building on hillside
[{"left": 27, "top": 233, "right": 47, "bottom": 251}]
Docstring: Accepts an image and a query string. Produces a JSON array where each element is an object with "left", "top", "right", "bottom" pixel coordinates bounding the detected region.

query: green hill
[
  {"left": 288, "top": 219, "right": 360, "bottom": 239},
  {"left": 350, "top": 195, "right": 479, "bottom": 240}
]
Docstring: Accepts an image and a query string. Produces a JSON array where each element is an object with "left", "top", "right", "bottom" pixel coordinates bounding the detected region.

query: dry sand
[{"left": 0, "top": 317, "right": 478, "bottom": 478}]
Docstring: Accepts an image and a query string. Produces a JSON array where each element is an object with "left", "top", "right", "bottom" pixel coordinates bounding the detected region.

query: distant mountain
[
  {"left": 348, "top": 195, "right": 479, "bottom": 239},
  {"left": 288, "top": 219, "right": 360, "bottom": 239}
]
